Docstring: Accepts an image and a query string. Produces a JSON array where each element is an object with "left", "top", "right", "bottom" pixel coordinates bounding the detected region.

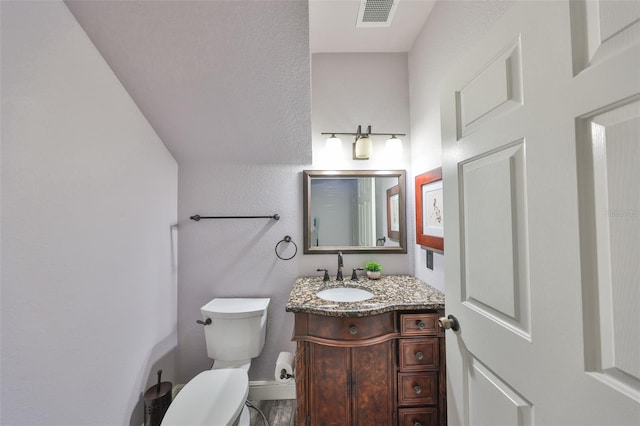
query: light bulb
[
  {"left": 385, "top": 135, "right": 402, "bottom": 158},
  {"left": 325, "top": 134, "right": 342, "bottom": 151},
  {"left": 354, "top": 136, "right": 372, "bottom": 159}
]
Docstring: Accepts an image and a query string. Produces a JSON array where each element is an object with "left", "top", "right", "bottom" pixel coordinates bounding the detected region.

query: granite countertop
[{"left": 285, "top": 275, "right": 445, "bottom": 317}]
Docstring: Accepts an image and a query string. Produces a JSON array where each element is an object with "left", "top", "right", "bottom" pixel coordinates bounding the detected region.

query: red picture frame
[{"left": 415, "top": 167, "right": 444, "bottom": 252}]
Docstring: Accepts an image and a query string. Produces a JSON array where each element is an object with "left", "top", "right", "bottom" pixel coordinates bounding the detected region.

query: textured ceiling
[
  {"left": 66, "top": 0, "right": 433, "bottom": 164},
  {"left": 310, "top": 0, "right": 436, "bottom": 53},
  {"left": 66, "top": 0, "right": 312, "bottom": 165}
]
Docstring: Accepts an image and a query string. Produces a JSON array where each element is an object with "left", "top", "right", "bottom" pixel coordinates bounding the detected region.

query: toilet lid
[
  {"left": 161, "top": 369, "right": 249, "bottom": 426},
  {"left": 201, "top": 298, "right": 270, "bottom": 319}
]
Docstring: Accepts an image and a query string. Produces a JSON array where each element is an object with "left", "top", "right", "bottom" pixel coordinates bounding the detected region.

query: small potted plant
[{"left": 364, "top": 261, "right": 382, "bottom": 280}]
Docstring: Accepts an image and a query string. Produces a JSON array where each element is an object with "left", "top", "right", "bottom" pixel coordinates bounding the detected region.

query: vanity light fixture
[{"left": 321, "top": 125, "right": 405, "bottom": 160}]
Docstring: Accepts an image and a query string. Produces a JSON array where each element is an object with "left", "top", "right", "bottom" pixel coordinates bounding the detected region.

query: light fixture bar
[
  {"left": 320, "top": 132, "right": 407, "bottom": 137},
  {"left": 321, "top": 125, "right": 405, "bottom": 160}
]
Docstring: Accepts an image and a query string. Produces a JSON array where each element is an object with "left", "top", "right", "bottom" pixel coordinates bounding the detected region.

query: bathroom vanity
[{"left": 286, "top": 276, "right": 445, "bottom": 426}]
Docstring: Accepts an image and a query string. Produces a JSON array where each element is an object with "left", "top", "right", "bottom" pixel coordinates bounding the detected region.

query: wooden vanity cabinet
[
  {"left": 293, "top": 309, "right": 445, "bottom": 426},
  {"left": 306, "top": 340, "right": 395, "bottom": 425},
  {"left": 294, "top": 312, "right": 396, "bottom": 425}
]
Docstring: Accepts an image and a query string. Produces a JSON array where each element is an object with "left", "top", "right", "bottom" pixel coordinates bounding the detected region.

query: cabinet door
[
  {"left": 309, "top": 343, "right": 350, "bottom": 425},
  {"left": 352, "top": 340, "right": 395, "bottom": 426}
]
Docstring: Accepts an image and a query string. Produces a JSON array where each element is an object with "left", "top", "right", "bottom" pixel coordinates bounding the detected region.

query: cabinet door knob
[
  {"left": 349, "top": 326, "right": 358, "bottom": 335},
  {"left": 414, "top": 423, "right": 423, "bottom": 426},
  {"left": 415, "top": 351, "right": 424, "bottom": 360},
  {"left": 413, "top": 385, "right": 422, "bottom": 394},
  {"left": 438, "top": 314, "right": 460, "bottom": 331},
  {"left": 417, "top": 320, "right": 426, "bottom": 330}
]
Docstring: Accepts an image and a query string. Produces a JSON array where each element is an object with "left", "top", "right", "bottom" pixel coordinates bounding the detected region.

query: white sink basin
[{"left": 316, "top": 287, "right": 374, "bottom": 302}]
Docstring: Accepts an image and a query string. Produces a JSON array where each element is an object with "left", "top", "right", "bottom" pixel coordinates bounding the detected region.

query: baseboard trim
[{"left": 248, "top": 380, "right": 296, "bottom": 400}]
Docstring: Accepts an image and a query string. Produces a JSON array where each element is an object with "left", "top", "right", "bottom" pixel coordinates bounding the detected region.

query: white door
[
  {"left": 357, "top": 177, "right": 376, "bottom": 246},
  {"left": 440, "top": 1, "right": 639, "bottom": 425}
]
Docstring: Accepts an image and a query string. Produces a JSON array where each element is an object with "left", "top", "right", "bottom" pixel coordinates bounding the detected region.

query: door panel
[
  {"left": 577, "top": 97, "right": 640, "bottom": 400},
  {"left": 460, "top": 140, "right": 530, "bottom": 339},
  {"left": 457, "top": 37, "right": 523, "bottom": 138},
  {"left": 570, "top": 0, "right": 640, "bottom": 75},
  {"left": 442, "top": 1, "right": 640, "bottom": 424},
  {"left": 468, "top": 356, "right": 533, "bottom": 426}
]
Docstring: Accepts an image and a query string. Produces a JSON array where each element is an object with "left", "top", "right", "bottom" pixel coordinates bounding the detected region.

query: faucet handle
[
  {"left": 351, "top": 268, "right": 364, "bottom": 281},
  {"left": 317, "top": 268, "right": 330, "bottom": 282}
]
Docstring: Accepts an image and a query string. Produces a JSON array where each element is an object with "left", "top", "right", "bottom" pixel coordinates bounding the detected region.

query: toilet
[{"left": 162, "top": 297, "right": 270, "bottom": 426}]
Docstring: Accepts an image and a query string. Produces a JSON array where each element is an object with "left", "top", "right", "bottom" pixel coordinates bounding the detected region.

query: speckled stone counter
[{"left": 285, "top": 275, "right": 444, "bottom": 317}]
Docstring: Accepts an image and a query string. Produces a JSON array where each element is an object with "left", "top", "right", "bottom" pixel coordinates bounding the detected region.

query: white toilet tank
[{"left": 200, "top": 298, "right": 270, "bottom": 362}]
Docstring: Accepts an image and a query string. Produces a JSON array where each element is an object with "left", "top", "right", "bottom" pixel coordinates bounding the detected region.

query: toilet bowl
[
  {"left": 161, "top": 297, "right": 270, "bottom": 426},
  {"left": 161, "top": 369, "right": 249, "bottom": 426}
]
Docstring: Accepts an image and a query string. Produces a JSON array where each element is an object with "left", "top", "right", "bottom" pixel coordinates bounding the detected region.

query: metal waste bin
[{"left": 143, "top": 370, "right": 172, "bottom": 426}]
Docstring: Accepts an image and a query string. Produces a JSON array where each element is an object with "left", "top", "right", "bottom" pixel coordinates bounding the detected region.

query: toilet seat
[{"left": 161, "top": 369, "right": 249, "bottom": 426}]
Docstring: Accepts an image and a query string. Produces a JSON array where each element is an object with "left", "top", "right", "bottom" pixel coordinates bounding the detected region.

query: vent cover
[{"left": 356, "top": 0, "right": 399, "bottom": 28}]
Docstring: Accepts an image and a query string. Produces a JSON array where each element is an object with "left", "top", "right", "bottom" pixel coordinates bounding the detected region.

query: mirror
[{"left": 303, "top": 170, "right": 407, "bottom": 254}]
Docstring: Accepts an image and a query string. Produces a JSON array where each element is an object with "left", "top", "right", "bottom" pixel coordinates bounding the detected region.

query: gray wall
[
  {"left": 408, "top": 0, "right": 514, "bottom": 292},
  {"left": 303, "top": 52, "right": 413, "bottom": 276},
  {"left": 175, "top": 1, "right": 312, "bottom": 383},
  {"left": 1, "top": 1, "right": 178, "bottom": 425},
  {"left": 178, "top": 52, "right": 414, "bottom": 383},
  {"left": 178, "top": 164, "right": 305, "bottom": 383}
]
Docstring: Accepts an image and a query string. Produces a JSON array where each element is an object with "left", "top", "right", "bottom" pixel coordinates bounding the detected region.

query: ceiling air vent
[{"left": 356, "top": 0, "right": 399, "bottom": 28}]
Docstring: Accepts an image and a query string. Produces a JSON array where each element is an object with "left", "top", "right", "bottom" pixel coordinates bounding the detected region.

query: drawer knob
[
  {"left": 417, "top": 320, "right": 426, "bottom": 330},
  {"left": 349, "top": 326, "right": 358, "bottom": 335},
  {"left": 413, "top": 385, "right": 422, "bottom": 394},
  {"left": 415, "top": 351, "right": 424, "bottom": 360}
]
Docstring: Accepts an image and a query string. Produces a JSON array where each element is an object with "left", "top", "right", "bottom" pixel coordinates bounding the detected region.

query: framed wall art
[{"left": 415, "top": 167, "right": 444, "bottom": 252}]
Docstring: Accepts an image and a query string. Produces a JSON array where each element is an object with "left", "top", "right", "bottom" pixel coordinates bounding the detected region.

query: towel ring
[{"left": 275, "top": 235, "right": 297, "bottom": 260}]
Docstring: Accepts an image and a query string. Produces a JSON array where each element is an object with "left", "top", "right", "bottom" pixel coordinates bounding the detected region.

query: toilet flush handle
[{"left": 196, "top": 318, "right": 212, "bottom": 326}]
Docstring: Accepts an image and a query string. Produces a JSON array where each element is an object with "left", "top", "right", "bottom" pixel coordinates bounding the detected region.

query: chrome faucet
[{"left": 336, "top": 251, "right": 344, "bottom": 281}]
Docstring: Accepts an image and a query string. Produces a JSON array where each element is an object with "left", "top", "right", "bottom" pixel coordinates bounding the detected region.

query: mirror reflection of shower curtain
[{"left": 356, "top": 177, "right": 376, "bottom": 246}]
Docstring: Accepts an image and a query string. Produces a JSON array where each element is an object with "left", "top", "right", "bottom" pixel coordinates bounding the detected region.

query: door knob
[{"left": 438, "top": 314, "right": 460, "bottom": 331}]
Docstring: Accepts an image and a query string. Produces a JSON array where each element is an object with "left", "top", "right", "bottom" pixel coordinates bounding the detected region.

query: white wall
[
  {"left": 1, "top": 2, "right": 178, "bottom": 425},
  {"left": 305, "top": 53, "right": 413, "bottom": 276},
  {"left": 175, "top": 2, "right": 311, "bottom": 384},
  {"left": 408, "top": 1, "right": 514, "bottom": 292}
]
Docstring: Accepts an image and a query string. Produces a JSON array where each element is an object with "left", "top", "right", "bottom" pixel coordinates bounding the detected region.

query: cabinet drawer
[
  {"left": 398, "top": 372, "right": 438, "bottom": 406},
  {"left": 400, "top": 313, "right": 440, "bottom": 336},
  {"left": 306, "top": 311, "right": 395, "bottom": 341},
  {"left": 399, "top": 338, "right": 439, "bottom": 371},
  {"left": 398, "top": 407, "right": 438, "bottom": 426}
]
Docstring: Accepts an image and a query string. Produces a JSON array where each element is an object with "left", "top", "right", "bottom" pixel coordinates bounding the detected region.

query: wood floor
[{"left": 248, "top": 399, "right": 296, "bottom": 426}]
